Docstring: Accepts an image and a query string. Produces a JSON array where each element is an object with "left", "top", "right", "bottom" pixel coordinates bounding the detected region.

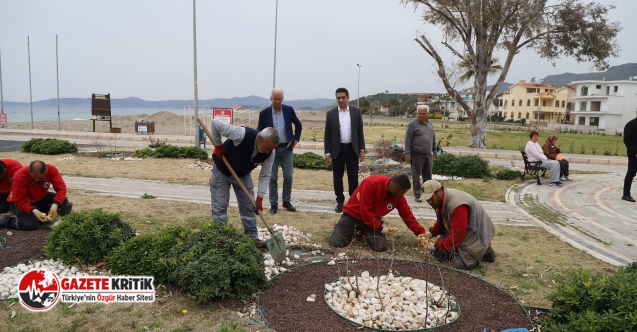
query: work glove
[
  {"left": 428, "top": 241, "right": 436, "bottom": 251},
  {"left": 213, "top": 145, "right": 225, "bottom": 159},
  {"left": 32, "top": 209, "right": 47, "bottom": 222},
  {"left": 417, "top": 231, "right": 434, "bottom": 247},
  {"left": 48, "top": 203, "right": 59, "bottom": 221},
  {"left": 381, "top": 227, "right": 397, "bottom": 235},
  {"left": 255, "top": 197, "right": 264, "bottom": 213}
]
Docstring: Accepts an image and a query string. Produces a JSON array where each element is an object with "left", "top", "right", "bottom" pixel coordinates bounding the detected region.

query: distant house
[
  {"left": 495, "top": 80, "right": 572, "bottom": 125},
  {"left": 572, "top": 79, "right": 637, "bottom": 133}
]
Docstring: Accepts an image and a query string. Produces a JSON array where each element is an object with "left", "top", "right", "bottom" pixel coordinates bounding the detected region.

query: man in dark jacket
[
  {"left": 623, "top": 111, "right": 637, "bottom": 202},
  {"left": 324, "top": 87, "right": 366, "bottom": 213},
  {"left": 257, "top": 87, "right": 302, "bottom": 214}
]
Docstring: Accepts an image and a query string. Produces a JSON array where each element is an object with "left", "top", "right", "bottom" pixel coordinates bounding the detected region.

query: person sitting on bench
[{"left": 525, "top": 131, "right": 562, "bottom": 186}]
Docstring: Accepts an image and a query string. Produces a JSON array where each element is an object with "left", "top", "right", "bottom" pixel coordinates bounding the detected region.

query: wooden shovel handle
[{"left": 197, "top": 118, "right": 275, "bottom": 234}]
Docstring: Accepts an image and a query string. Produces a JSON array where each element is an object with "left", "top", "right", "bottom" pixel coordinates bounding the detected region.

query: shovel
[{"left": 197, "top": 119, "right": 287, "bottom": 263}]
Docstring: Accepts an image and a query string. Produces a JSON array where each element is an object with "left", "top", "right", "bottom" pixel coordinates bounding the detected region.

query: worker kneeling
[
  {"left": 329, "top": 174, "right": 426, "bottom": 252},
  {"left": 418, "top": 180, "right": 496, "bottom": 270},
  {"left": 1, "top": 160, "right": 73, "bottom": 231}
]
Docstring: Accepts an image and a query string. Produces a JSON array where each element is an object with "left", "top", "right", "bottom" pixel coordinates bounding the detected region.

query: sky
[{"left": 0, "top": 0, "right": 635, "bottom": 103}]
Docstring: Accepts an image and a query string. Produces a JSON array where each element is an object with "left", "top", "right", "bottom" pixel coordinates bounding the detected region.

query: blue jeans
[{"left": 269, "top": 145, "right": 294, "bottom": 205}]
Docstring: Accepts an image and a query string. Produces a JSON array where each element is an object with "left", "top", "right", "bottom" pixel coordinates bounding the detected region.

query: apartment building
[
  {"left": 572, "top": 79, "right": 637, "bottom": 133},
  {"left": 496, "top": 80, "right": 573, "bottom": 125}
]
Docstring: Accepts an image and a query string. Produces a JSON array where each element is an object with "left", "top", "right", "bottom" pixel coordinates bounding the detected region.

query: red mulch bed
[
  {"left": 221, "top": 260, "right": 534, "bottom": 332},
  {"left": 0, "top": 227, "right": 51, "bottom": 269}
]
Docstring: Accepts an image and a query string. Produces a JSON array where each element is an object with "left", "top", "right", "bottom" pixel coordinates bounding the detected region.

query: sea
[{"left": 0, "top": 106, "right": 190, "bottom": 123}]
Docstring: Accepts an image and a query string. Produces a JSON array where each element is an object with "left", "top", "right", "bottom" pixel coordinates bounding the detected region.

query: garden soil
[
  {"left": 221, "top": 260, "right": 533, "bottom": 332},
  {"left": 0, "top": 227, "right": 50, "bottom": 269}
]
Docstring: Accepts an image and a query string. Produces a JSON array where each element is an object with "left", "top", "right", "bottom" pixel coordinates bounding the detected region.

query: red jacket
[
  {"left": 342, "top": 175, "right": 425, "bottom": 235},
  {"left": 8, "top": 164, "right": 67, "bottom": 214},
  {"left": 0, "top": 158, "right": 23, "bottom": 194}
]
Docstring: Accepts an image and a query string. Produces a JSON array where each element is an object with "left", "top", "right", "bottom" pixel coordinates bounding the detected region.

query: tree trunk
[{"left": 469, "top": 50, "right": 490, "bottom": 148}]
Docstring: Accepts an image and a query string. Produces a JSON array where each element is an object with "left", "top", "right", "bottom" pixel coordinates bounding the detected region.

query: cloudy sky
[{"left": 0, "top": 0, "right": 635, "bottom": 102}]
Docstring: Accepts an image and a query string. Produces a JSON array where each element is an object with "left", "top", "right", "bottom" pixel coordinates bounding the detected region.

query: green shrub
[
  {"left": 132, "top": 147, "right": 157, "bottom": 158},
  {"left": 22, "top": 138, "right": 78, "bottom": 155},
  {"left": 107, "top": 227, "right": 191, "bottom": 283},
  {"left": 495, "top": 168, "right": 522, "bottom": 180},
  {"left": 22, "top": 138, "right": 45, "bottom": 152},
  {"left": 45, "top": 209, "right": 136, "bottom": 265},
  {"left": 165, "top": 223, "right": 268, "bottom": 302},
  {"left": 433, "top": 153, "right": 490, "bottom": 179},
  {"left": 542, "top": 263, "right": 637, "bottom": 331},
  {"left": 132, "top": 144, "right": 208, "bottom": 159},
  {"left": 293, "top": 152, "right": 332, "bottom": 170}
]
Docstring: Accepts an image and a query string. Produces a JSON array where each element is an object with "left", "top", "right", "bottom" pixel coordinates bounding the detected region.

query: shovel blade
[{"left": 266, "top": 233, "right": 287, "bottom": 263}]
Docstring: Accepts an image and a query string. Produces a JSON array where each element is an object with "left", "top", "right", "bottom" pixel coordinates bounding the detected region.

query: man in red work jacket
[
  {"left": 420, "top": 180, "right": 495, "bottom": 270},
  {"left": 1, "top": 160, "right": 73, "bottom": 231},
  {"left": 329, "top": 174, "right": 425, "bottom": 251},
  {"left": 0, "top": 158, "right": 23, "bottom": 214}
]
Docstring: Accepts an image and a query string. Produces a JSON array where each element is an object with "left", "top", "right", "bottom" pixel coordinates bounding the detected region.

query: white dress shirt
[{"left": 338, "top": 107, "right": 351, "bottom": 144}]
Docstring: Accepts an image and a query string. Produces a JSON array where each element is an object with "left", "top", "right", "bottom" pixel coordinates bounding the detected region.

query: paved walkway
[{"left": 1, "top": 128, "right": 635, "bottom": 266}]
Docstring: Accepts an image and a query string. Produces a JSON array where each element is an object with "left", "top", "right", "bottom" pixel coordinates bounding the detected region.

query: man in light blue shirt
[{"left": 258, "top": 87, "right": 302, "bottom": 214}]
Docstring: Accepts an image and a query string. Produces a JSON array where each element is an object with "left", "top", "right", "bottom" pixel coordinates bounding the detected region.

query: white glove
[
  {"left": 425, "top": 231, "right": 433, "bottom": 239},
  {"left": 428, "top": 242, "right": 436, "bottom": 251},
  {"left": 48, "top": 203, "right": 59, "bottom": 221},
  {"left": 381, "top": 227, "right": 397, "bottom": 235},
  {"left": 32, "top": 209, "right": 47, "bottom": 222}
]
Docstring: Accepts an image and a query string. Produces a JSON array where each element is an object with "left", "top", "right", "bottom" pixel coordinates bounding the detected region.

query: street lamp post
[
  {"left": 356, "top": 64, "right": 361, "bottom": 109},
  {"left": 272, "top": 0, "right": 279, "bottom": 88}
]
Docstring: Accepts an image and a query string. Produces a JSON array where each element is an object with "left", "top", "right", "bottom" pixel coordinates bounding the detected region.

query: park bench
[{"left": 520, "top": 150, "right": 547, "bottom": 185}]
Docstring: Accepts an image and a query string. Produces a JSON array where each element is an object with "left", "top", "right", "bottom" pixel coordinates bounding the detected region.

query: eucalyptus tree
[{"left": 402, "top": 0, "right": 621, "bottom": 148}]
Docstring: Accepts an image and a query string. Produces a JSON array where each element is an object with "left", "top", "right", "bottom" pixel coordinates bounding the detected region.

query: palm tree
[{"left": 458, "top": 53, "right": 503, "bottom": 83}]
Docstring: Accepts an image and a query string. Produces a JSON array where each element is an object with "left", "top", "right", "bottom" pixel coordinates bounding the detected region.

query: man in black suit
[
  {"left": 324, "top": 87, "right": 366, "bottom": 213},
  {"left": 258, "top": 87, "right": 303, "bottom": 213}
]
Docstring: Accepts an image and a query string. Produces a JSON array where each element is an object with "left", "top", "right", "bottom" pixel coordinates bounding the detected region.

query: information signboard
[
  {"left": 213, "top": 108, "right": 233, "bottom": 125},
  {"left": 91, "top": 93, "right": 111, "bottom": 117},
  {"left": 91, "top": 93, "right": 112, "bottom": 132}
]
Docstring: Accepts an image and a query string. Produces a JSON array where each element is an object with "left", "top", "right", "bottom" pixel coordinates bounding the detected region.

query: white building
[{"left": 572, "top": 79, "right": 637, "bottom": 133}]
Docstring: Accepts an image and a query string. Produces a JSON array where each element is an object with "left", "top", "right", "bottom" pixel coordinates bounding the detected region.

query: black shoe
[
  {"left": 335, "top": 202, "right": 344, "bottom": 213},
  {"left": 415, "top": 196, "right": 422, "bottom": 203},
  {"left": 282, "top": 202, "right": 296, "bottom": 212},
  {"left": 62, "top": 202, "right": 73, "bottom": 215},
  {"left": 483, "top": 246, "right": 496, "bottom": 263},
  {"left": 253, "top": 239, "right": 267, "bottom": 249},
  {"left": 269, "top": 204, "right": 278, "bottom": 214},
  {"left": 622, "top": 195, "right": 636, "bottom": 202}
]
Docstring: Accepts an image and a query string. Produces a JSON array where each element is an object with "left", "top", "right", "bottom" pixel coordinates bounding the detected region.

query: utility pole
[{"left": 356, "top": 64, "right": 361, "bottom": 108}]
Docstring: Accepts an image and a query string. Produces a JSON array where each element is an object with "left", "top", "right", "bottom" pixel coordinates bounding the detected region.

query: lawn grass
[
  {"left": 1, "top": 189, "right": 617, "bottom": 331},
  {"left": 300, "top": 116, "right": 626, "bottom": 156}
]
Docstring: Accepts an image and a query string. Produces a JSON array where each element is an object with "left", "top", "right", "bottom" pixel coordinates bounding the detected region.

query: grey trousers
[
  {"left": 411, "top": 152, "right": 433, "bottom": 197},
  {"left": 209, "top": 166, "right": 259, "bottom": 240},
  {"left": 539, "top": 160, "right": 561, "bottom": 183}
]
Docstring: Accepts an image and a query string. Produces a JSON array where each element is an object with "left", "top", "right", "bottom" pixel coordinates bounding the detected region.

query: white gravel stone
[{"left": 324, "top": 271, "right": 458, "bottom": 330}]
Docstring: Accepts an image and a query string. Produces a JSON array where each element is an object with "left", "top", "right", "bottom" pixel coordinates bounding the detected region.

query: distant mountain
[
  {"left": 542, "top": 63, "right": 637, "bottom": 87},
  {"left": 4, "top": 95, "right": 336, "bottom": 110}
]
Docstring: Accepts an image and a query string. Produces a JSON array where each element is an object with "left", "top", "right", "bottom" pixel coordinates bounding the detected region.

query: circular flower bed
[{"left": 324, "top": 271, "right": 459, "bottom": 330}]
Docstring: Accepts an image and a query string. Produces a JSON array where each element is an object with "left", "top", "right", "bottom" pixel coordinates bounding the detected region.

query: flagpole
[
  {"left": 28, "top": 36, "right": 34, "bottom": 129},
  {"left": 56, "top": 35, "right": 61, "bottom": 130}
]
